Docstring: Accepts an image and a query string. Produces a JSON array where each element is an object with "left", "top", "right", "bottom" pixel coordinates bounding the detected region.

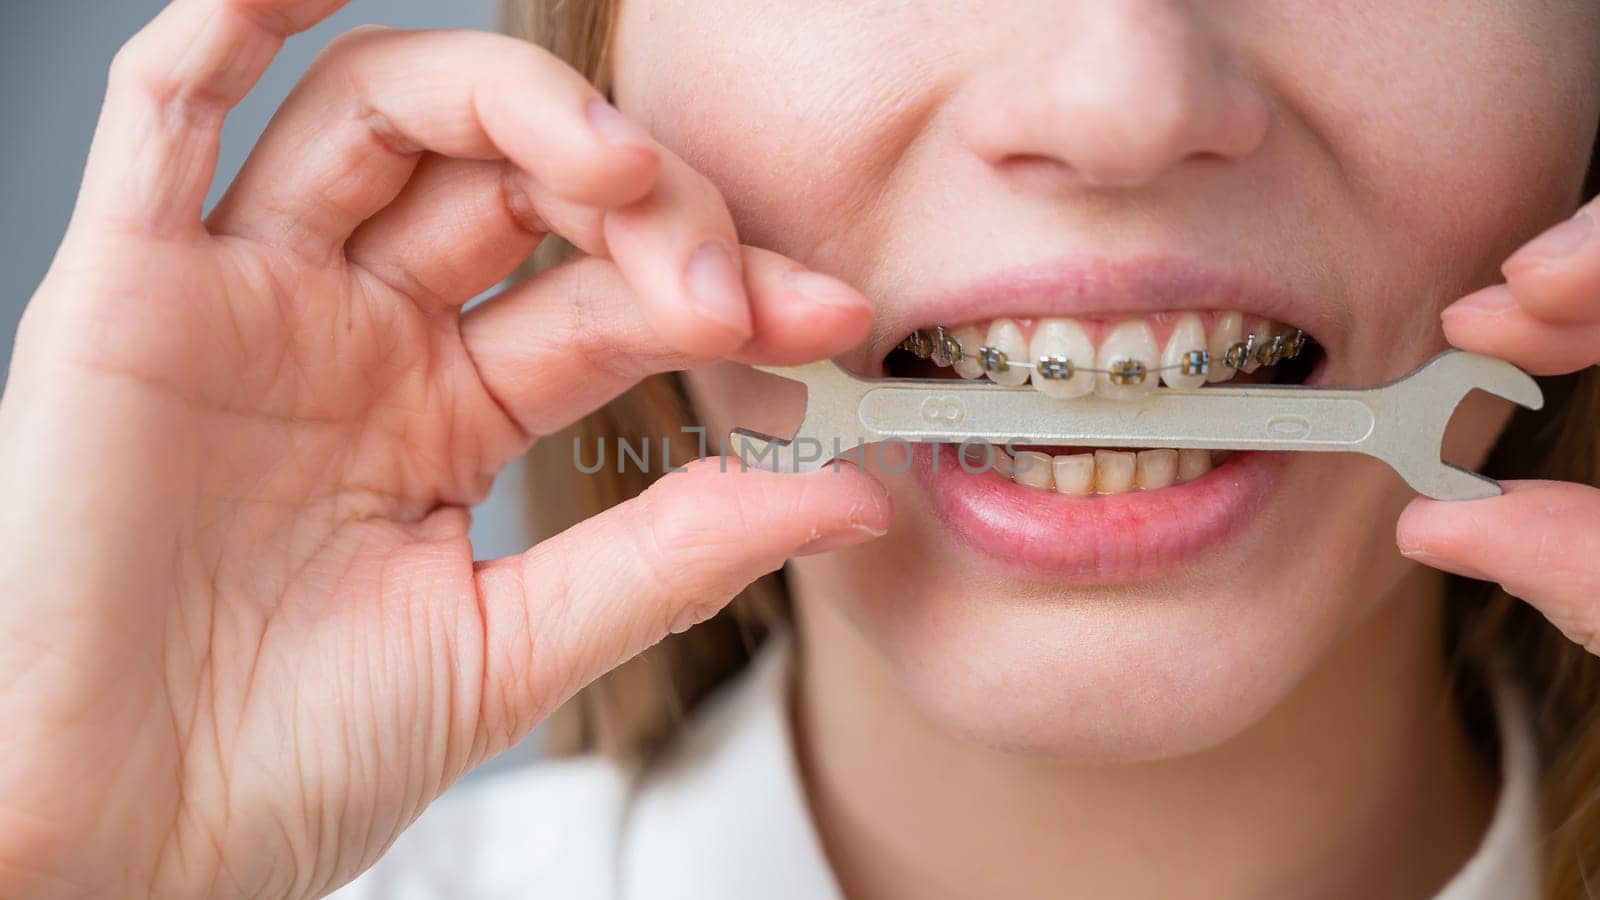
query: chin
[{"left": 789, "top": 449, "right": 1425, "bottom": 764}]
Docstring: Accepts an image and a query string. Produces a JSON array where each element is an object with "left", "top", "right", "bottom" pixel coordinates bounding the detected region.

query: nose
[{"left": 957, "top": 1, "right": 1270, "bottom": 189}]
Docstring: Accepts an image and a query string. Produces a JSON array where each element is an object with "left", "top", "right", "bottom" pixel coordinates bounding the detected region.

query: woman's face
[{"left": 611, "top": 3, "right": 1600, "bottom": 760}]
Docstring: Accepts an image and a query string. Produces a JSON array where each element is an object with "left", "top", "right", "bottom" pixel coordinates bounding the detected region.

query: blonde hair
[{"left": 500, "top": 2, "right": 1600, "bottom": 894}]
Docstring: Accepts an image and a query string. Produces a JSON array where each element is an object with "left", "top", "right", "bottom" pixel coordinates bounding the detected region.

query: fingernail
[
  {"left": 795, "top": 523, "right": 888, "bottom": 557},
  {"left": 585, "top": 98, "right": 653, "bottom": 149},
  {"left": 1400, "top": 547, "right": 1492, "bottom": 582},
  {"left": 784, "top": 269, "right": 870, "bottom": 310},
  {"left": 1441, "top": 284, "right": 1516, "bottom": 320},
  {"left": 685, "top": 241, "right": 753, "bottom": 335},
  {"left": 1505, "top": 209, "right": 1593, "bottom": 272}
]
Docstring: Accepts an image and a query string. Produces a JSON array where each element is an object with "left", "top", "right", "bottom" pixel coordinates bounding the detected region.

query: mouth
[
  {"left": 874, "top": 258, "right": 1332, "bottom": 580},
  {"left": 884, "top": 308, "right": 1324, "bottom": 493}
]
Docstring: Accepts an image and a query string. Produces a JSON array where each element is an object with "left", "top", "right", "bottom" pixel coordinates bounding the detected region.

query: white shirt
[{"left": 333, "top": 632, "right": 1540, "bottom": 899}]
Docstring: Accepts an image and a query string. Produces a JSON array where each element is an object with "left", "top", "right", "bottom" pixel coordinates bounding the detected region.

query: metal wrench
[{"left": 727, "top": 350, "right": 1543, "bottom": 501}]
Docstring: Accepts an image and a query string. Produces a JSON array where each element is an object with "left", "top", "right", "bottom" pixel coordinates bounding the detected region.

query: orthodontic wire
[{"left": 897, "top": 325, "right": 1309, "bottom": 381}]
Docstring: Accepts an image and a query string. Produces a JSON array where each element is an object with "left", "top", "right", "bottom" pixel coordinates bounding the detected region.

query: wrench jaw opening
[
  {"left": 1384, "top": 457, "right": 1506, "bottom": 502},
  {"left": 727, "top": 361, "right": 874, "bottom": 473},
  {"left": 1370, "top": 350, "right": 1545, "bottom": 501},
  {"left": 727, "top": 425, "right": 871, "bottom": 473},
  {"left": 726, "top": 430, "right": 815, "bottom": 473}
]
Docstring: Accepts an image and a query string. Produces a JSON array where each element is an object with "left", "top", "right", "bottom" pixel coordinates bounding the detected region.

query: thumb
[
  {"left": 469, "top": 457, "right": 891, "bottom": 754},
  {"left": 1397, "top": 480, "right": 1600, "bottom": 653}
]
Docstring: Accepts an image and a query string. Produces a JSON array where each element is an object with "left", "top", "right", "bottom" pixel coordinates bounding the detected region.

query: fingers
[
  {"left": 458, "top": 248, "right": 874, "bottom": 441},
  {"left": 209, "top": 26, "right": 761, "bottom": 356},
  {"left": 1440, "top": 201, "right": 1600, "bottom": 374},
  {"left": 598, "top": 152, "right": 755, "bottom": 353},
  {"left": 345, "top": 155, "right": 612, "bottom": 308},
  {"left": 77, "top": 0, "right": 348, "bottom": 232},
  {"left": 342, "top": 155, "right": 548, "bottom": 308},
  {"left": 206, "top": 27, "right": 658, "bottom": 258},
  {"left": 470, "top": 458, "right": 892, "bottom": 753},
  {"left": 1440, "top": 284, "right": 1600, "bottom": 375},
  {"left": 1397, "top": 481, "right": 1600, "bottom": 654},
  {"left": 1499, "top": 205, "right": 1600, "bottom": 324},
  {"left": 352, "top": 143, "right": 759, "bottom": 353}
]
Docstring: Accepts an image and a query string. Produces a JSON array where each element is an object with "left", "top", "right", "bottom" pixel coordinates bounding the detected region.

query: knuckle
[
  {"left": 320, "top": 23, "right": 396, "bottom": 58},
  {"left": 499, "top": 168, "right": 550, "bottom": 236},
  {"left": 106, "top": 26, "right": 227, "bottom": 125},
  {"left": 106, "top": 33, "right": 147, "bottom": 86},
  {"left": 556, "top": 261, "right": 684, "bottom": 379},
  {"left": 628, "top": 479, "right": 733, "bottom": 620},
  {"left": 107, "top": 29, "right": 167, "bottom": 99},
  {"left": 626, "top": 488, "right": 690, "bottom": 589}
]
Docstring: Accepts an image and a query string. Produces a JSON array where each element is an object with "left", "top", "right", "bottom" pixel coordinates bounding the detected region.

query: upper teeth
[{"left": 898, "top": 312, "right": 1306, "bottom": 394}]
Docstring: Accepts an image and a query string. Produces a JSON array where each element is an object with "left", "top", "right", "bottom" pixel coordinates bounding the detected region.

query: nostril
[{"left": 995, "top": 154, "right": 1078, "bottom": 191}]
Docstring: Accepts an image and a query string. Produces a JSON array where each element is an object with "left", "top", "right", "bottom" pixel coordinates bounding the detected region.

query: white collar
[
  {"left": 621, "top": 631, "right": 845, "bottom": 899},
  {"left": 622, "top": 632, "right": 1541, "bottom": 900}
]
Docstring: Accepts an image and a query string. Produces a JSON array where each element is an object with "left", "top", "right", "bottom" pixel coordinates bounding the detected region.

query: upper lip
[{"left": 857, "top": 255, "right": 1344, "bottom": 372}]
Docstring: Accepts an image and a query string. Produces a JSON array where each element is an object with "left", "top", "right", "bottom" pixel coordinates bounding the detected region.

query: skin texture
[
  {"left": 612, "top": 1, "right": 1600, "bottom": 897},
  {"left": 0, "top": 1, "right": 1598, "bottom": 899}
]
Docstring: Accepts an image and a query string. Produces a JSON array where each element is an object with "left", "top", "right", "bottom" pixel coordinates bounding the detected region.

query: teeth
[
  {"left": 1094, "top": 321, "right": 1158, "bottom": 400},
  {"left": 961, "top": 440, "right": 997, "bottom": 468},
  {"left": 1177, "top": 449, "right": 1213, "bottom": 483},
  {"left": 1094, "top": 449, "right": 1137, "bottom": 494},
  {"left": 1011, "top": 451, "right": 1055, "bottom": 489},
  {"left": 928, "top": 326, "right": 961, "bottom": 367},
  {"left": 1206, "top": 311, "right": 1243, "bottom": 383},
  {"left": 951, "top": 325, "right": 986, "bottom": 379},
  {"left": 1285, "top": 328, "right": 1307, "bottom": 359},
  {"left": 977, "top": 446, "right": 1226, "bottom": 493},
  {"left": 901, "top": 311, "right": 1311, "bottom": 395},
  {"left": 1135, "top": 449, "right": 1178, "bottom": 490},
  {"left": 1160, "top": 312, "right": 1208, "bottom": 389},
  {"left": 1239, "top": 323, "right": 1276, "bottom": 374},
  {"left": 994, "top": 445, "right": 1016, "bottom": 478},
  {"left": 983, "top": 319, "right": 1030, "bottom": 386},
  {"left": 1254, "top": 327, "right": 1291, "bottom": 369},
  {"left": 1029, "top": 318, "right": 1095, "bottom": 398},
  {"left": 1052, "top": 453, "right": 1095, "bottom": 495}
]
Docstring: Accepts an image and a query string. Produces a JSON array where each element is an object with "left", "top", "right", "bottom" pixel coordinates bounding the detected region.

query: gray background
[{"left": 0, "top": 1, "right": 536, "bottom": 565}]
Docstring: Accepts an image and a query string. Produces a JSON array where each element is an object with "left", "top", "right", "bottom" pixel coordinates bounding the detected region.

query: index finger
[
  {"left": 75, "top": 0, "right": 351, "bottom": 233},
  {"left": 1497, "top": 202, "right": 1600, "bottom": 324},
  {"left": 206, "top": 27, "right": 660, "bottom": 257},
  {"left": 1439, "top": 283, "right": 1600, "bottom": 374}
]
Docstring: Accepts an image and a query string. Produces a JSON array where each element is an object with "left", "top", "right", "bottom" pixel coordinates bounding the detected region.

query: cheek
[
  {"left": 611, "top": 1, "right": 951, "bottom": 258},
  {"left": 1205, "top": 3, "right": 1600, "bottom": 383},
  {"left": 1268, "top": 5, "right": 1600, "bottom": 288}
]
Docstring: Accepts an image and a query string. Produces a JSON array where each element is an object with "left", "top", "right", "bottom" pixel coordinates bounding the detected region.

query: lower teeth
[{"left": 958, "top": 445, "right": 1231, "bottom": 495}]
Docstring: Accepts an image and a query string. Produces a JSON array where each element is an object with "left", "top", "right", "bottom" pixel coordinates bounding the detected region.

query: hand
[
  {"left": 1396, "top": 201, "right": 1600, "bottom": 654},
  {"left": 0, "top": 2, "right": 889, "bottom": 897}
]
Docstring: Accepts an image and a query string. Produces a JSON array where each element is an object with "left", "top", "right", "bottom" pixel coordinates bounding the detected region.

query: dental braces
[{"left": 897, "top": 325, "right": 1310, "bottom": 386}]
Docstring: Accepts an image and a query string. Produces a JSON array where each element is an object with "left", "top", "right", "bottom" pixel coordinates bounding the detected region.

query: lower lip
[{"left": 911, "top": 444, "right": 1282, "bottom": 582}]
